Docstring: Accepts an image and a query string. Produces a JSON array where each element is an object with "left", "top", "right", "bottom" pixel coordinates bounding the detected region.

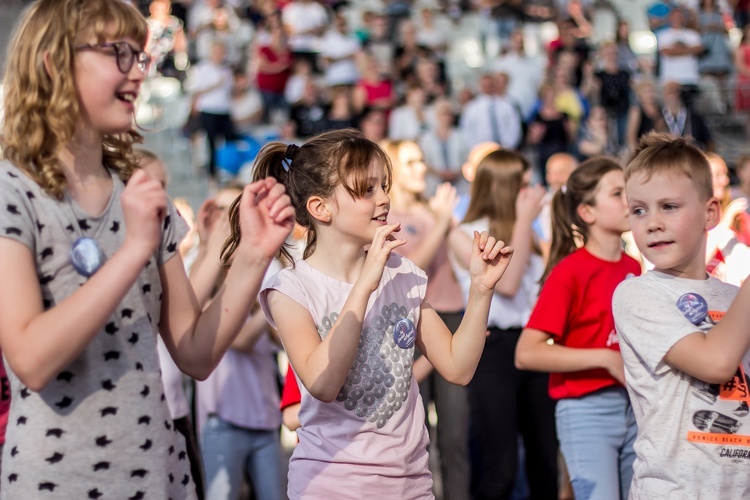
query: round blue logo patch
[
  {"left": 70, "top": 237, "right": 106, "bottom": 277},
  {"left": 393, "top": 317, "right": 416, "bottom": 349},
  {"left": 676, "top": 293, "right": 708, "bottom": 325}
]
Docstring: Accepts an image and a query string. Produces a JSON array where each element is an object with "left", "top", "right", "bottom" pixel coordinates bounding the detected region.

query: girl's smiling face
[{"left": 73, "top": 33, "right": 146, "bottom": 137}]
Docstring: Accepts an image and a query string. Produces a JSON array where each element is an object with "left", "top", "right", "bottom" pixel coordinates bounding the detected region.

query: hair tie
[{"left": 281, "top": 144, "right": 299, "bottom": 172}]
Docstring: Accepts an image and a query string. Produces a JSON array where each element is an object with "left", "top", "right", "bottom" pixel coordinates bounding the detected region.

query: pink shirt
[
  {"left": 392, "top": 206, "right": 464, "bottom": 313},
  {"left": 260, "top": 254, "right": 433, "bottom": 499}
]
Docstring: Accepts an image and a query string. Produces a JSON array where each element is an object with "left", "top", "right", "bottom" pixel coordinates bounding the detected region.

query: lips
[
  {"left": 647, "top": 241, "right": 673, "bottom": 249},
  {"left": 372, "top": 213, "right": 388, "bottom": 223}
]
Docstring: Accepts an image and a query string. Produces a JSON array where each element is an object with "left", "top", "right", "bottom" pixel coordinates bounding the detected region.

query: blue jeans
[
  {"left": 201, "top": 414, "right": 285, "bottom": 500},
  {"left": 556, "top": 387, "right": 637, "bottom": 500}
]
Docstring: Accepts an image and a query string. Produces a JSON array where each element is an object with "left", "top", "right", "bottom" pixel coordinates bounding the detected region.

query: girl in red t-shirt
[{"left": 515, "top": 157, "right": 641, "bottom": 500}]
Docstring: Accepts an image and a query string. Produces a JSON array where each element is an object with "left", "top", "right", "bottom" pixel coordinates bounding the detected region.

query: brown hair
[
  {"left": 543, "top": 156, "right": 622, "bottom": 285},
  {"left": 222, "top": 129, "right": 392, "bottom": 265},
  {"left": 625, "top": 132, "right": 712, "bottom": 201},
  {"left": 1, "top": 0, "right": 148, "bottom": 199},
  {"left": 463, "top": 149, "right": 534, "bottom": 249}
]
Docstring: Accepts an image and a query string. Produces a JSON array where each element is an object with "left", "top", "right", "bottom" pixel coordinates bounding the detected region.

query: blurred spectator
[
  {"left": 352, "top": 52, "right": 396, "bottom": 113},
  {"left": 576, "top": 105, "right": 616, "bottom": 160},
  {"left": 626, "top": 79, "right": 667, "bottom": 151},
  {"left": 527, "top": 83, "right": 574, "bottom": 184},
  {"left": 733, "top": 0, "right": 750, "bottom": 29},
  {"left": 146, "top": 0, "right": 189, "bottom": 80},
  {"left": 289, "top": 80, "right": 328, "bottom": 138},
  {"left": 491, "top": 29, "right": 545, "bottom": 119},
  {"left": 488, "top": 0, "right": 525, "bottom": 45},
  {"left": 231, "top": 70, "right": 264, "bottom": 131},
  {"left": 697, "top": 0, "right": 733, "bottom": 110},
  {"left": 419, "top": 99, "right": 470, "bottom": 196},
  {"left": 414, "top": 57, "right": 447, "bottom": 104},
  {"left": 615, "top": 20, "right": 640, "bottom": 74},
  {"left": 735, "top": 25, "right": 750, "bottom": 138},
  {"left": 188, "top": 41, "right": 238, "bottom": 180},
  {"left": 415, "top": 5, "right": 450, "bottom": 62},
  {"left": 256, "top": 12, "right": 292, "bottom": 123},
  {"left": 189, "top": 0, "right": 247, "bottom": 65},
  {"left": 324, "top": 87, "right": 359, "bottom": 130},
  {"left": 394, "top": 20, "right": 433, "bottom": 85},
  {"left": 657, "top": 8, "right": 703, "bottom": 106},
  {"left": 281, "top": 0, "right": 329, "bottom": 73},
  {"left": 660, "top": 80, "right": 713, "bottom": 150},
  {"left": 284, "top": 58, "right": 313, "bottom": 107},
  {"left": 359, "top": 107, "right": 388, "bottom": 141},
  {"left": 460, "top": 72, "right": 522, "bottom": 149},
  {"left": 590, "top": 41, "right": 631, "bottom": 147},
  {"left": 550, "top": 59, "right": 587, "bottom": 135},
  {"left": 319, "top": 14, "right": 362, "bottom": 87},
  {"left": 389, "top": 84, "right": 434, "bottom": 140},
  {"left": 548, "top": 17, "right": 592, "bottom": 87},
  {"left": 363, "top": 13, "right": 395, "bottom": 74}
]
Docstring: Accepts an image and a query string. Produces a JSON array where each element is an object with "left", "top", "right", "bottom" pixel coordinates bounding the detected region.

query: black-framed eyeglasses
[{"left": 75, "top": 41, "right": 151, "bottom": 74}]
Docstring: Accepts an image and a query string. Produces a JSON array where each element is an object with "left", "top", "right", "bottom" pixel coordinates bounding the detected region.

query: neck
[
  {"left": 58, "top": 127, "right": 107, "bottom": 186},
  {"left": 305, "top": 232, "right": 368, "bottom": 283},
  {"left": 584, "top": 228, "right": 623, "bottom": 262}
]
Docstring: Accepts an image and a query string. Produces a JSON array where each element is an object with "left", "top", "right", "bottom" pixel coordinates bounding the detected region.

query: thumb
[{"left": 472, "top": 230, "right": 481, "bottom": 256}]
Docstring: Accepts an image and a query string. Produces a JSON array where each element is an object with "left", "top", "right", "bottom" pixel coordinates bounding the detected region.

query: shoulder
[{"left": 386, "top": 252, "right": 427, "bottom": 280}]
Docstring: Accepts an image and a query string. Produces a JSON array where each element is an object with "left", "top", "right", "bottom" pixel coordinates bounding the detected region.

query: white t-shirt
[
  {"left": 259, "top": 254, "right": 433, "bottom": 498},
  {"left": 189, "top": 62, "right": 233, "bottom": 114},
  {"left": 281, "top": 1, "right": 328, "bottom": 53},
  {"left": 319, "top": 30, "right": 361, "bottom": 86},
  {"left": 614, "top": 271, "right": 750, "bottom": 498},
  {"left": 449, "top": 217, "right": 543, "bottom": 329},
  {"left": 657, "top": 28, "right": 702, "bottom": 85}
]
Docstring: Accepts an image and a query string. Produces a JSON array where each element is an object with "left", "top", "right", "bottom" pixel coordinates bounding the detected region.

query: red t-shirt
[
  {"left": 525, "top": 248, "right": 641, "bottom": 400},
  {"left": 256, "top": 45, "right": 291, "bottom": 94},
  {"left": 280, "top": 366, "right": 301, "bottom": 411}
]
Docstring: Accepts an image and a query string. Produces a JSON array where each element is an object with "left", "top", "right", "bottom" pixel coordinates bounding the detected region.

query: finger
[
  {"left": 472, "top": 231, "right": 481, "bottom": 256},
  {"left": 128, "top": 169, "right": 150, "bottom": 186},
  {"left": 266, "top": 188, "right": 290, "bottom": 215},
  {"left": 384, "top": 238, "right": 407, "bottom": 251},
  {"left": 372, "top": 222, "right": 401, "bottom": 248},
  {"left": 482, "top": 236, "right": 496, "bottom": 259},
  {"left": 272, "top": 206, "right": 296, "bottom": 225},
  {"left": 478, "top": 231, "right": 490, "bottom": 252},
  {"left": 499, "top": 245, "right": 514, "bottom": 257},
  {"left": 485, "top": 240, "right": 506, "bottom": 261},
  {"left": 243, "top": 183, "right": 268, "bottom": 208}
]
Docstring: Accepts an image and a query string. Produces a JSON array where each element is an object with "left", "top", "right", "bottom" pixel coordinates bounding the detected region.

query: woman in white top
[{"left": 448, "top": 150, "right": 559, "bottom": 499}]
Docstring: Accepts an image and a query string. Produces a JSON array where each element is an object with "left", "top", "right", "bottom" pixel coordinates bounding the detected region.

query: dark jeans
[
  {"left": 469, "top": 326, "right": 558, "bottom": 500},
  {"left": 199, "top": 111, "right": 237, "bottom": 179}
]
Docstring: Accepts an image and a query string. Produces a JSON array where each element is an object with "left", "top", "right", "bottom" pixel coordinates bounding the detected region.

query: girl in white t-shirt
[
  {"left": 447, "top": 149, "right": 555, "bottom": 498},
  {"left": 222, "top": 129, "right": 513, "bottom": 499}
]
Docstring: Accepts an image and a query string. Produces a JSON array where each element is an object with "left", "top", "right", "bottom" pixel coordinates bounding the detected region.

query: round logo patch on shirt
[
  {"left": 676, "top": 293, "right": 708, "bottom": 325},
  {"left": 393, "top": 317, "right": 416, "bottom": 349},
  {"left": 70, "top": 237, "right": 106, "bottom": 277}
]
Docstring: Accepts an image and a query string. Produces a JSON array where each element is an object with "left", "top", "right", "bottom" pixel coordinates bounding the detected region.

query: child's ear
[
  {"left": 576, "top": 203, "right": 595, "bottom": 225},
  {"left": 306, "top": 196, "right": 331, "bottom": 223},
  {"left": 42, "top": 51, "right": 56, "bottom": 80},
  {"left": 705, "top": 196, "right": 721, "bottom": 231}
]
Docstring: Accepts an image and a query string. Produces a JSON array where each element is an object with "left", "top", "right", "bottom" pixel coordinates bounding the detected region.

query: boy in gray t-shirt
[{"left": 613, "top": 132, "right": 750, "bottom": 498}]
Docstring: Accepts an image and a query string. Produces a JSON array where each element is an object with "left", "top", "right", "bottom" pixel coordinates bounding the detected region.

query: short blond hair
[
  {"left": 1, "top": 0, "right": 148, "bottom": 199},
  {"left": 625, "top": 132, "right": 713, "bottom": 201}
]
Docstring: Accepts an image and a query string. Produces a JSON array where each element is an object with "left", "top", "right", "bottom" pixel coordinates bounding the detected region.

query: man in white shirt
[
  {"left": 657, "top": 8, "right": 703, "bottom": 90},
  {"left": 459, "top": 72, "right": 522, "bottom": 150}
]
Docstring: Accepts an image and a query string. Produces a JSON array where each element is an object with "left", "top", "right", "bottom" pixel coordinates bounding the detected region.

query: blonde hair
[
  {"left": 625, "top": 132, "right": 712, "bottom": 201},
  {"left": 1, "top": 0, "right": 148, "bottom": 199}
]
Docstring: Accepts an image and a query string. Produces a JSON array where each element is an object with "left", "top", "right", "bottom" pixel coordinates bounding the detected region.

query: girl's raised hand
[
  {"left": 515, "top": 184, "right": 546, "bottom": 224},
  {"left": 359, "top": 222, "right": 406, "bottom": 292},
  {"left": 429, "top": 183, "right": 458, "bottom": 227},
  {"left": 469, "top": 231, "right": 514, "bottom": 292},
  {"left": 237, "top": 177, "right": 295, "bottom": 260},
  {"left": 121, "top": 169, "right": 167, "bottom": 259}
]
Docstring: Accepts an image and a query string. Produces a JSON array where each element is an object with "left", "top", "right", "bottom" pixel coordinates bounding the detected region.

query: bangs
[
  {"left": 338, "top": 137, "right": 392, "bottom": 198},
  {"left": 75, "top": 0, "right": 149, "bottom": 47}
]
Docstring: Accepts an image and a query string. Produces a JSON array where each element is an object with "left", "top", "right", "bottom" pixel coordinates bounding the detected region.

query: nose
[{"left": 646, "top": 212, "right": 664, "bottom": 233}]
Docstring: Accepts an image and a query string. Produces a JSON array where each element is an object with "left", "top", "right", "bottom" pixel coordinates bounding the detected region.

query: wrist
[
  {"left": 121, "top": 237, "right": 155, "bottom": 265},
  {"left": 469, "top": 280, "right": 494, "bottom": 298}
]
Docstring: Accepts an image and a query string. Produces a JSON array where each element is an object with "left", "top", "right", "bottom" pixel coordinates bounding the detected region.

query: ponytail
[{"left": 542, "top": 187, "right": 579, "bottom": 285}]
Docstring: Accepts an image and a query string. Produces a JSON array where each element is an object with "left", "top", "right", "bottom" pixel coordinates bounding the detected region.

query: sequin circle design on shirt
[{"left": 321, "top": 302, "right": 414, "bottom": 428}]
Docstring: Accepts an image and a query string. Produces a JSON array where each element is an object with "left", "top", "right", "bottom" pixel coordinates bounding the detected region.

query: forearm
[
  {"left": 493, "top": 222, "right": 533, "bottom": 296},
  {"left": 406, "top": 218, "right": 451, "bottom": 270},
  {"left": 230, "top": 311, "right": 269, "bottom": 353},
  {"left": 299, "top": 283, "right": 373, "bottom": 401},
  {"left": 443, "top": 284, "right": 494, "bottom": 384},
  {"left": 515, "top": 329, "right": 611, "bottom": 372},
  {"left": 10, "top": 243, "right": 150, "bottom": 390},
  {"left": 189, "top": 247, "right": 223, "bottom": 307},
  {"left": 176, "top": 252, "right": 270, "bottom": 379}
]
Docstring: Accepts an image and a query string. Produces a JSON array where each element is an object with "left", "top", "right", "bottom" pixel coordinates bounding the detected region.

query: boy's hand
[
  {"left": 359, "top": 223, "right": 406, "bottom": 292},
  {"left": 469, "top": 231, "right": 513, "bottom": 292},
  {"left": 122, "top": 169, "right": 167, "bottom": 259},
  {"left": 237, "top": 178, "right": 295, "bottom": 261}
]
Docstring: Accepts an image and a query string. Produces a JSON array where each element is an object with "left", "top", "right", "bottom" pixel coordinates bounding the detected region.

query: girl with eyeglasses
[{"left": 0, "top": 1, "right": 294, "bottom": 498}]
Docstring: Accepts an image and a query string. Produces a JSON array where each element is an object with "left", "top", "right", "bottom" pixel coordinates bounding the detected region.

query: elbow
[
  {"left": 514, "top": 347, "right": 531, "bottom": 370},
  {"left": 21, "top": 373, "right": 52, "bottom": 393},
  {"left": 443, "top": 368, "right": 475, "bottom": 386},
  {"left": 7, "top": 354, "right": 54, "bottom": 392},
  {"left": 705, "top": 361, "right": 740, "bottom": 385}
]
